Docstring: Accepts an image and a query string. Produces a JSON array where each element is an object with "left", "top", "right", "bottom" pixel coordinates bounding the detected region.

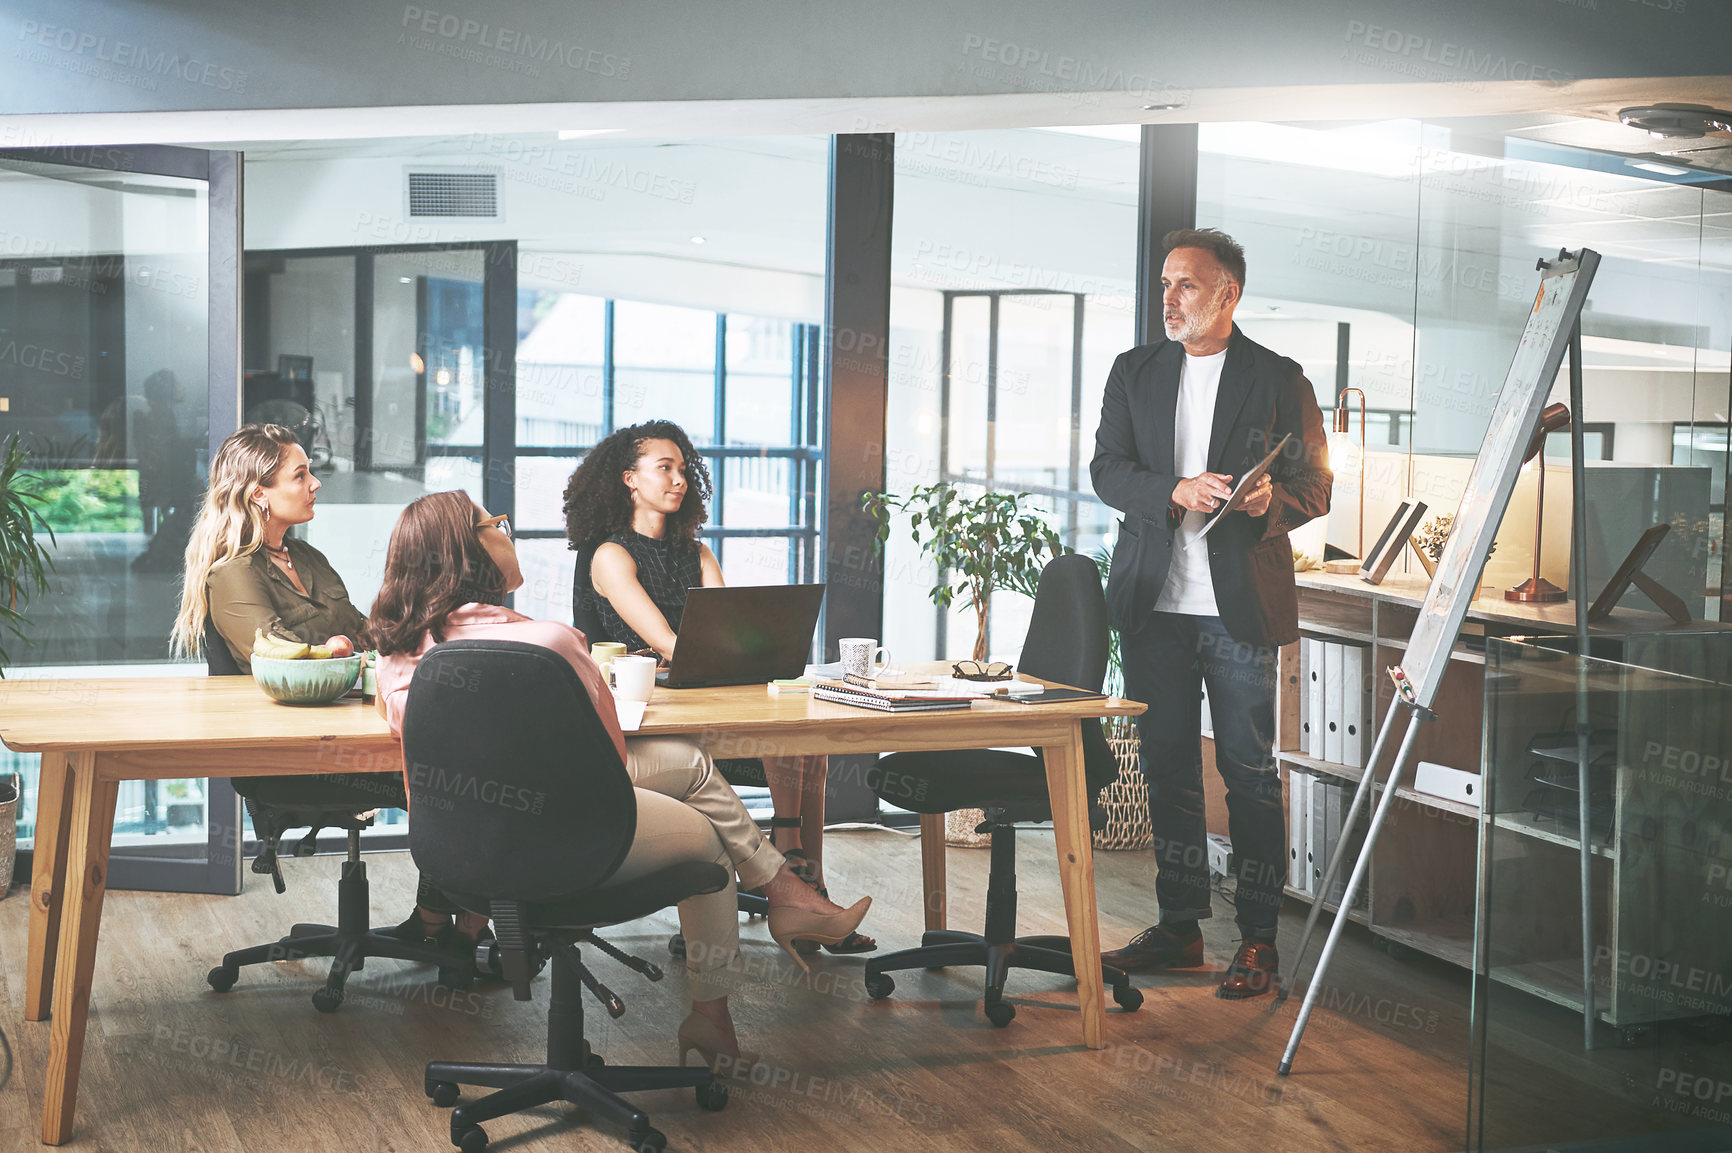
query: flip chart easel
[{"left": 1276, "top": 248, "right": 1602, "bottom": 1074}]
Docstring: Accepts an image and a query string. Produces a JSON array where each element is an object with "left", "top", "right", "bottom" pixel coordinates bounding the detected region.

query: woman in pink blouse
[{"left": 369, "top": 490, "right": 868, "bottom": 1068}]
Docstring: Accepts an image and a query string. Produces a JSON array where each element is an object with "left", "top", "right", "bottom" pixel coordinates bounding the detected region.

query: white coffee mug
[
  {"left": 839, "top": 637, "right": 891, "bottom": 679},
  {"left": 610, "top": 654, "right": 657, "bottom": 703}
]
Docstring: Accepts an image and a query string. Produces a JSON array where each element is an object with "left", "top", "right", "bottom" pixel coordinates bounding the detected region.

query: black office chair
[
  {"left": 572, "top": 547, "right": 771, "bottom": 953},
  {"left": 862, "top": 553, "right": 1143, "bottom": 1025},
  {"left": 202, "top": 618, "right": 473, "bottom": 1011},
  {"left": 405, "top": 640, "right": 731, "bottom": 1153}
]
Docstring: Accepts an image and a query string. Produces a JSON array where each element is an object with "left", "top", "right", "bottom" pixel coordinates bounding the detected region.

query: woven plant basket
[
  {"left": 1092, "top": 718, "right": 1152, "bottom": 851},
  {"left": 944, "top": 807, "right": 992, "bottom": 848},
  {"left": 0, "top": 773, "right": 17, "bottom": 895}
]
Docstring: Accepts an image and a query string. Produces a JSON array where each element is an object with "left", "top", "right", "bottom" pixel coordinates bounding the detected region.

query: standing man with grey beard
[{"left": 1091, "top": 229, "right": 1331, "bottom": 999}]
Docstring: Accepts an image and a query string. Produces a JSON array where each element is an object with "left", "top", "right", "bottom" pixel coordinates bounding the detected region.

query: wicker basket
[
  {"left": 943, "top": 721, "right": 1150, "bottom": 851},
  {"left": 943, "top": 807, "right": 992, "bottom": 848},
  {"left": 0, "top": 773, "right": 17, "bottom": 896},
  {"left": 1092, "top": 720, "right": 1152, "bottom": 851}
]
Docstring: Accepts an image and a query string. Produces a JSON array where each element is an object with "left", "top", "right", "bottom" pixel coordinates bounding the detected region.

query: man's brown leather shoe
[
  {"left": 1101, "top": 924, "right": 1205, "bottom": 972},
  {"left": 1215, "top": 939, "right": 1279, "bottom": 999}
]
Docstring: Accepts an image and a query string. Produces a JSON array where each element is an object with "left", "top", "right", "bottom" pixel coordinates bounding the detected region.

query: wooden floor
[{"left": 0, "top": 828, "right": 1482, "bottom": 1153}]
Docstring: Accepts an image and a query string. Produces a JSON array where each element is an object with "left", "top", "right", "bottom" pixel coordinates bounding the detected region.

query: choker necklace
[{"left": 263, "top": 541, "right": 294, "bottom": 570}]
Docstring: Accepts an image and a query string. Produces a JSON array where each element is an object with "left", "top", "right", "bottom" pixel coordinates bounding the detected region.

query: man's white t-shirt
[{"left": 1154, "top": 348, "right": 1229, "bottom": 616}]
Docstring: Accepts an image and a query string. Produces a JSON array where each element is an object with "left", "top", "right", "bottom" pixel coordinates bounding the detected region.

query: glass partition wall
[
  {"left": 1479, "top": 635, "right": 1732, "bottom": 1149},
  {"left": 887, "top": 127, "right": 1140, "bottom": 664},
  {"left": 0, "top": 146, "right": 242, "bottom": 891},
  {"left": 1199, "top": 120, "right": 1732, "bottom": 619}
]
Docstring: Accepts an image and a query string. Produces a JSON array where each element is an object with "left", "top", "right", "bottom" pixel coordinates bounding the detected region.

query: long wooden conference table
[{"left": 2, "top": 670, "right": 1144, "bottom": 1144}]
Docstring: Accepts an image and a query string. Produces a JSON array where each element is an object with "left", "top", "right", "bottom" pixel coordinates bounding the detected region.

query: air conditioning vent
[{"left": 406, "top": 170, "right": 500, "bottom": 218}]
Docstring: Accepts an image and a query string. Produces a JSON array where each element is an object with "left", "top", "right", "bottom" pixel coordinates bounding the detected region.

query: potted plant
[
  {"left": 862, "top": 481, "right": 1063, "bottom": 662},
  {"left": 0, "top": 432, "right": 55, "bottom": 893},
  {"left": 863, "top": 482, "right": 1064, "bottom": 847},
  {"left": 0, "top": 433, "right": 56, "bottom": 674}
]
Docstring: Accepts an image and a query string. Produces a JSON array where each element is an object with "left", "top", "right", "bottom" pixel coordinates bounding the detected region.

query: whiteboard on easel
[{"left": 1400, "top": 249, "right": 1601, "bottom": 711}]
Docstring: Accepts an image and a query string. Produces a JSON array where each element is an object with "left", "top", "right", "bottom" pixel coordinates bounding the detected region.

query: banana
[
  {"left": 253, "top": 628, "right": 311, "bottom": 661},
  {"left": 307, "top": 645, "right": 334, "bottom": 660}
]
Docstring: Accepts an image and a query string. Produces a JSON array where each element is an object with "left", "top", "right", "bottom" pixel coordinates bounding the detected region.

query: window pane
[
  {"left": 514, "top": 455, "right": 580, "bottom": 533},
  {"left": 613, "top": 300, "right": 715, "bottom": 433},
  {"left": 724, "top": 314, "right": 795, "bottom": 446},
  {"left": 518, "top": 291, "right": 605, "bottom": 446},
  {"left": 513, "top": 536, "right": 579, "bottom": 629},
  {"left": 994, "top": 293, "right": 1077, "bottom": 494},
  {"left": 373, "top": 249, "right": 486, "bottom": 454},
  {"left": 718, "top": 535, "right": 790, "bottom": 587},
  {"left": 719, "top": 456, "right": 792, "bottom": 528}
]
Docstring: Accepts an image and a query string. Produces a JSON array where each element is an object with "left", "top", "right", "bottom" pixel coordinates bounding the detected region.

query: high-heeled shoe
[
  {"left": 677, "top": 1010, "right": 760, "bottom": 1075},
  {"left": 767, "top": 897, "right": 872, "bottom": 971}
]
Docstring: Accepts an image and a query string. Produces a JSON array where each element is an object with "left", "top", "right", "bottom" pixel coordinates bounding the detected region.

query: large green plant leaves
[{"left": 0, "top": 433, "right": 57, "bottom": 674}]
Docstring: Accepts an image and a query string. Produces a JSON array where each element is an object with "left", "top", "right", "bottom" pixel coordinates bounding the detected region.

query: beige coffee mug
[
  {"left": 590, "top": 642, "right": 627, "bottom": 679},
  {"left": 610, "top": 654, "right": 657, "bottom": 703}
]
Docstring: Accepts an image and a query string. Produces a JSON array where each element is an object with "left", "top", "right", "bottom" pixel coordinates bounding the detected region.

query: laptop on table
[{"left": 657, "top": 584, "right": 826, "bottom": 689}]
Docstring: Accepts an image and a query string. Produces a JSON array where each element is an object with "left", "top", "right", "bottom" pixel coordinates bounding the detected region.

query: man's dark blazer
[{"left": 1090, "top": 325, "right": 1332, "bottom": 649}]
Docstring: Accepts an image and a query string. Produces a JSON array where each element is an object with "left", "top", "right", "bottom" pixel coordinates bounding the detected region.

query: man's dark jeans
[{"left": 1121, "top": 612, "right": 1284, "bottom": 939}]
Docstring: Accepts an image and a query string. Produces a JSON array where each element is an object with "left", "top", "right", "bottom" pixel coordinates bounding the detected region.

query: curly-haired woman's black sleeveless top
[{"left": 591, "top": 529, "right": 704, "bottom": 652}]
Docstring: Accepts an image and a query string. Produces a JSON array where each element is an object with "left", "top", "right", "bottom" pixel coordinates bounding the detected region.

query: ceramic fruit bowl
[{"left": 251, "top": 654, "right": 363, "bottom": 705}]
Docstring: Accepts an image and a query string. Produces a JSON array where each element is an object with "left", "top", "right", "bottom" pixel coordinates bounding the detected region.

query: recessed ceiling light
[
  {"left": 557, "top": 129, "right": 624, "bottom": 140},
  {"left": 689, "top": 236, "right": 706, "bottom": 245},
  {"left": 1141, "top": 103, "right": 1182, "bottom": 111},
  {"left": 1631, "top": 160, "right": 1691, "bottom": 176}
]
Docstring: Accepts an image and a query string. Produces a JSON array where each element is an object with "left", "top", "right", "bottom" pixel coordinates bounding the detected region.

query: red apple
[{"left": 325, "top": 635, "right": 355, "bottom": 659}]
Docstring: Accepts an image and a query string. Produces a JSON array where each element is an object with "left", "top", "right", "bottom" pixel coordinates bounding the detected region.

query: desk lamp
[
  {"left": 1506, "top": 402, "right": 1572, "bottom": 603},
  {"left": 1323, "top": 387, "right": 1366, "bottom": 574}
]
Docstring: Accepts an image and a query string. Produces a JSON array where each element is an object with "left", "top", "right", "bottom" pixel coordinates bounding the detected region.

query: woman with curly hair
[{"left": 564, "top": 420, "right": 874, "bottom": 955}]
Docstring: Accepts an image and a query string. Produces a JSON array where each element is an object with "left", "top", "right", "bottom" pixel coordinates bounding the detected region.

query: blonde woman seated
[
  {"left": 172, "top": 423, "right": 469, "bottom": 947},
  {"left": 369, "top": 490, "right": 870, "bottom": 1065},
  {"left": 564, "top": 420, "right": 874, "bottom": 954}
]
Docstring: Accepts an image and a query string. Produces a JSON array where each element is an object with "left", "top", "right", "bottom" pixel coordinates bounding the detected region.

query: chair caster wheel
[
  {"left": 628, "top": 1125, "right": 666, "bottom": 1152},
  {"left": 427, "top": 1081, "right": 460, "bottom": 1108},
  {"left": 311, "top": 986, "right": 344, "bottom": 1013},
  {"left": 1114, "top": 985, "right": 1144, "bottom": 1012},
  {"left": 696, "top": 1079, "right": 729, "bottom": 1111},
  {"left": 455, "top": 1123, "right": 488, "bottom": 1152},
  {"left": 985, "top": 1000, "right": 1016, "bottom": 1027},
  {"left": 864, "top": 973, "right": 895, "bottom": 1000},
  {"left": 667, "top": 934, "right": 686, "bottom": 960},
  {"left": 207, "top": 966, "right": 238, "bottom": 993}
]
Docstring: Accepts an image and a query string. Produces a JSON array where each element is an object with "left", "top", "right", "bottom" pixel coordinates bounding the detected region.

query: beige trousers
[{"left": 600, "top": 736, "right": 785, "bottom": 1000}]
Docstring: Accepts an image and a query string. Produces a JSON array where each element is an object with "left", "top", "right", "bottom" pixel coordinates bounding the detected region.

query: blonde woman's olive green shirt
[{"left": 206, "top": 538, "right": 367, "bottom": 671}]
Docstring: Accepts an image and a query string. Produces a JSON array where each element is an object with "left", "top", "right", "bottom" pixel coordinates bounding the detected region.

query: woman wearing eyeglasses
[
  {"left": 563, "top": 420, "right": 875, "bottom": 955},
  {"left": 370, "top": 490, "right": 870, "bottom": 1067},
  {"left": 171, "top": 423, "right": 464, "bottom": 945}
]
